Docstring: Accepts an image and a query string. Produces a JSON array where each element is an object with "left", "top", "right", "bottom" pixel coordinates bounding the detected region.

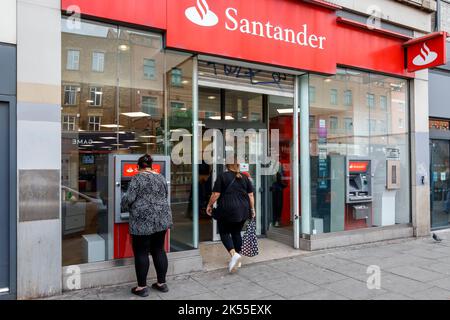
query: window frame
[
  {"left": 62, "top": 115, "right": 76, "bottom": 131},
  {"left": 141, "top": 95, "right": 158, "bottom": 116},
  {"left": 63, "top": 85, "right": 79, "bottom": 106},
  {"left": 366, "top": 93, "right": 376, "bottom": 109},
  {"left": 67, "top": 49, "right": 80, "bottom": 71},
  {"left": 171, "top": 68, "right": 183, "bottom": 87},
  {"left": 143, "top": 58, "right": 156, "bottom": 80},
  {"left": 89, "top": 87, "right": 103, "bottom": 107},
  {"left": 88, "top": 116, "right": 102, "bottom": 131},
  {"left": 92, "top": 51, "right": 105, "bottom": 73},
  {"left": 344, "top": 89, "right": 353, "bottom": 107},
  {"left": 330, "top": 89, "right": 338, "bottom": 106}
]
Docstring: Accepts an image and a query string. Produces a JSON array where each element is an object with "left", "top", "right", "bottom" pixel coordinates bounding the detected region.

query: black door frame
[
  {"left": 200, "top": 87, "right": 272, "bottom": 235},
  {"left": 429, "top": 129, "right": 450, "bottom": 231},
  {"left": 0, "top": 95, "right": 17, "bottom": 300}
]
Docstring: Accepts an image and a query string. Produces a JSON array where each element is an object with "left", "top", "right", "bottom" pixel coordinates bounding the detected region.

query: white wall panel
[{"left": 0, "top": 0, "right": 17, "bottom": 45}]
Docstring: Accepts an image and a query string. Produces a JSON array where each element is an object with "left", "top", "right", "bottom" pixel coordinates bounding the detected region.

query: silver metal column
[
  {"left": 293, "top": 77, "right": 300, "bottom": 249},
  {"left": 192, "top": 57, "right": 200, "bottom": 249},
  {"left": 300, "top": 74, "right": 311, "bottom": 236}
]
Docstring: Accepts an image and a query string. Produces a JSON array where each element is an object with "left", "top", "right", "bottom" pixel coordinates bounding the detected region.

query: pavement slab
[{"left": 43, "top": 235, "right": 450, "bottom": 301}]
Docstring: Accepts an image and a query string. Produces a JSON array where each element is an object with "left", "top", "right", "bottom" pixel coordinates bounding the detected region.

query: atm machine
[
  {"left": 345, "top": 158, "right": 373, "bottom": 230},
  {"left": 108, "top": 154, "right": 171, "bottom": 259}
]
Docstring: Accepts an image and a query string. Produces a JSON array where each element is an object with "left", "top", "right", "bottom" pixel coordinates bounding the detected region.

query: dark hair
[{"left": 138, "top": 154, "right": 153, "bottom": 170}]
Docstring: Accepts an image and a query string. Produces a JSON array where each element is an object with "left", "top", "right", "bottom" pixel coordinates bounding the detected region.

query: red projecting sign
[{"left": 404, "top": 32, "right": 448, "bottom": 72}]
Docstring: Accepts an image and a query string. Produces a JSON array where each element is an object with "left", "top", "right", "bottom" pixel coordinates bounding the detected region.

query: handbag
[
  {"left": 241, "top": 218, "right": 259, "bottom": 257},
  {"left": 212, "top": 176, "right": 236, "bottom": 220}
]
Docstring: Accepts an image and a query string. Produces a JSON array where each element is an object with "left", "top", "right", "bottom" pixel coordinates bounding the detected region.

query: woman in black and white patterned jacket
[{"left": 121, "top": 154, "right": 173, "bottom": 298}]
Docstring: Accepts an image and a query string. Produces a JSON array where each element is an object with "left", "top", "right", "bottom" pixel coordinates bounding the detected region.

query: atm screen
[
  {"left": 119, "top": 160, "right": 166, "bottom": 220},
  {"left": 121, "top": 162, "right": 164, "bottom": 178},
  {"left": 348, "top": 161, "right": 369, "bottom": 173}
]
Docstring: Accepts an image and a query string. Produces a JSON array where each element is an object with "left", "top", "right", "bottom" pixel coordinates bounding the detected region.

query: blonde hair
[{"left": 226, "top": 163, "right": 242, "bottom": 179}]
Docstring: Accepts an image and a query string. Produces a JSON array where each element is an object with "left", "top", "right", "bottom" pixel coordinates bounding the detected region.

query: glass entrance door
[
  {"left": 430, "top": 139, "right": 450, "bottom": 229},
  {"left": 198, "top": 87, "right": 266, "bottom": 241},
  {"left": 197, "top": 85, "right": 296, "bottom": 243},
  {"left": 210, "top": 129, "right": 263, "bottom": 241}
]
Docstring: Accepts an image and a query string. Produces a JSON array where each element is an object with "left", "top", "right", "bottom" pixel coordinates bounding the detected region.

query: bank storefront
[{"left": 60, "top": 0, "right": 421, "bottom": 289}]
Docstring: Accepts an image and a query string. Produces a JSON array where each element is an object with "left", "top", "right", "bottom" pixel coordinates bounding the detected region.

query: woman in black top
[
  {"left": 206, "top": 162, "right": 256, "bottom": 273},
  {"left": 121, "top": 154, "right": 173, "bottom": 297}
]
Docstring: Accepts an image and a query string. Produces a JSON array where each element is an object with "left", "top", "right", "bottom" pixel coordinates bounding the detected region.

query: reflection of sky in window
[{"left": 62, "top": 17, "right": 113, "bottom": 38}]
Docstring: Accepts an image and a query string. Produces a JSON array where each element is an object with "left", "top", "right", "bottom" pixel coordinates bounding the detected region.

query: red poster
[
  {"left": 167, "top": 0, "right": 337, "bottom": 74},
  {"left": 405, "top": 32, "right": 448, "bottom": 72}
]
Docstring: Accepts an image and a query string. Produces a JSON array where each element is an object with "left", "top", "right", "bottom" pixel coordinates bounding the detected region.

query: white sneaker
[{"left": 228, "top": 253, "right": 242, "bottom": 273}]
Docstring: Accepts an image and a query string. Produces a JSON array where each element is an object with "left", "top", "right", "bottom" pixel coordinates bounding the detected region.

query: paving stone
[
  {"left": 288, "top": 266, "right": 348, "bottom": 285},
  {"left": 292, "top": 289, "right": 349, "bottom": 300},
  {"left": 268, "top": 258, "right": 312, "bottom": 273},
  {"left": 355, "top": 254, "right": 431, "bottom": 269},
  {"left": 258, "top": 275, "right": 320, "bottom": 299},
  {"left": 385, "top": 265, "right": 447, "bottom": 283},
  {"left": 405, "top": 286, "right": 450, "bottom": 300},
  {"left": 157, "top": 279, "right": 210, "bottom": 300},
  {"left": 191, "top": 270, "right": 245, "bottom": 289},
  {"left": 213, "top": 280, "right": 273, "bottom": 300},
  {"left": 322, "top": 278, "right": 388, "bottom": 300},
  {"left": 380, "top": 274, "right": 433, "bottom": 296},
  {"left": 370, "top": 293, "right": 412, "bottom": 300},
  {"left": 324, "top": 262, "right": 372, "bottom": 282},
  {"left": 300, "top": 254, "right": 350, "bottom": 269},
  {"left": 420, "top": 262, "right": 450, "bottom": 276},
  {"left": 403, "top": 248, "right": 450, "bottom": 260},
  {"left": 437, "top": 256, "right": 450, "bottom": 265},
  {"left": 181, "top": 292, "right": 222, "bottom": 300},
  {"left": 258, "top": 294, "right": 285, "bottom": 300},
  {"left": 237, "top": 264, "right": 288, "bottom": 282},
  {"left": 429, "top": 277, "right": 450, "bottom": 291}
]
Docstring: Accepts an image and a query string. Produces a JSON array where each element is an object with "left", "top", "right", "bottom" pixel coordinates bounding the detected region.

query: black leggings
[
  {"left": 218, "top": 220, "right": 246, "bottom": 253},
  {"left": 132, "top": 231, "right": 168, "bottom": 287}
]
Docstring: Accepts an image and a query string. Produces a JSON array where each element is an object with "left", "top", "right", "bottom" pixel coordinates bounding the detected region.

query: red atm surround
[{"left": 114, "top": 161, "right": 170, "bottom": 259}]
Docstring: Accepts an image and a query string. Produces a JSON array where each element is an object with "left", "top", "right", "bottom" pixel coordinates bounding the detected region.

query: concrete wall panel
[
  {"left": 17, "top": 220, "right": 61, "bottom": 299},
  {"left": 16, "top": 0, "right": 62, "bottom": 299}
]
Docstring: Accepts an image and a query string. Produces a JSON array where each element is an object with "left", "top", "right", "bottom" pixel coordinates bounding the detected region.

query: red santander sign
[
  {"left": 405, "top": 32, "right": 448, "bottom": 72},
  {"left": 166, "top": 0, "right": 337, "bottom": 74}
]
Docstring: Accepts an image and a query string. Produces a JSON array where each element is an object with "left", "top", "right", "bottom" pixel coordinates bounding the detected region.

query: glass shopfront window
[
  {"left": 61, "top": 17, "right": 194, "bottom": 266},
  {"left": 309, "top": 68, "right": 410, "bottom": 234}
]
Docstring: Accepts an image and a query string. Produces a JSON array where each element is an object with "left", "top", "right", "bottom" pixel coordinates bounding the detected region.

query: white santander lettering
[
  {"left": 225, "top": 8, "right": 238, "bottom": 31},
  {"left": 224, "top": 8, "right": 326, "bottom": 50}
]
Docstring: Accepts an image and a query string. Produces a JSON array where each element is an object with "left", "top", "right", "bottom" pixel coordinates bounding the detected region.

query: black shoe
[
  {"left": 131, "top": 287, "right": 149, "bottom": 297},
  {"left": 151, "top": 283, "right": 169, "bottom": 293}
]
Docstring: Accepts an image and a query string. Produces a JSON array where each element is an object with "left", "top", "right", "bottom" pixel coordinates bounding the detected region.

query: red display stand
[{"left": 114, "top": 224, "right": 171, "bottom": 259}]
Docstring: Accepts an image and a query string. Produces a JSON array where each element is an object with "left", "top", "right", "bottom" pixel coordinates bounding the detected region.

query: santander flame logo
[
  {"left": 413, "top": 42, "right": 438, "bottom": 67},
  {"left": 185, "top": 0, "right": 219, "bottom": 27}
]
